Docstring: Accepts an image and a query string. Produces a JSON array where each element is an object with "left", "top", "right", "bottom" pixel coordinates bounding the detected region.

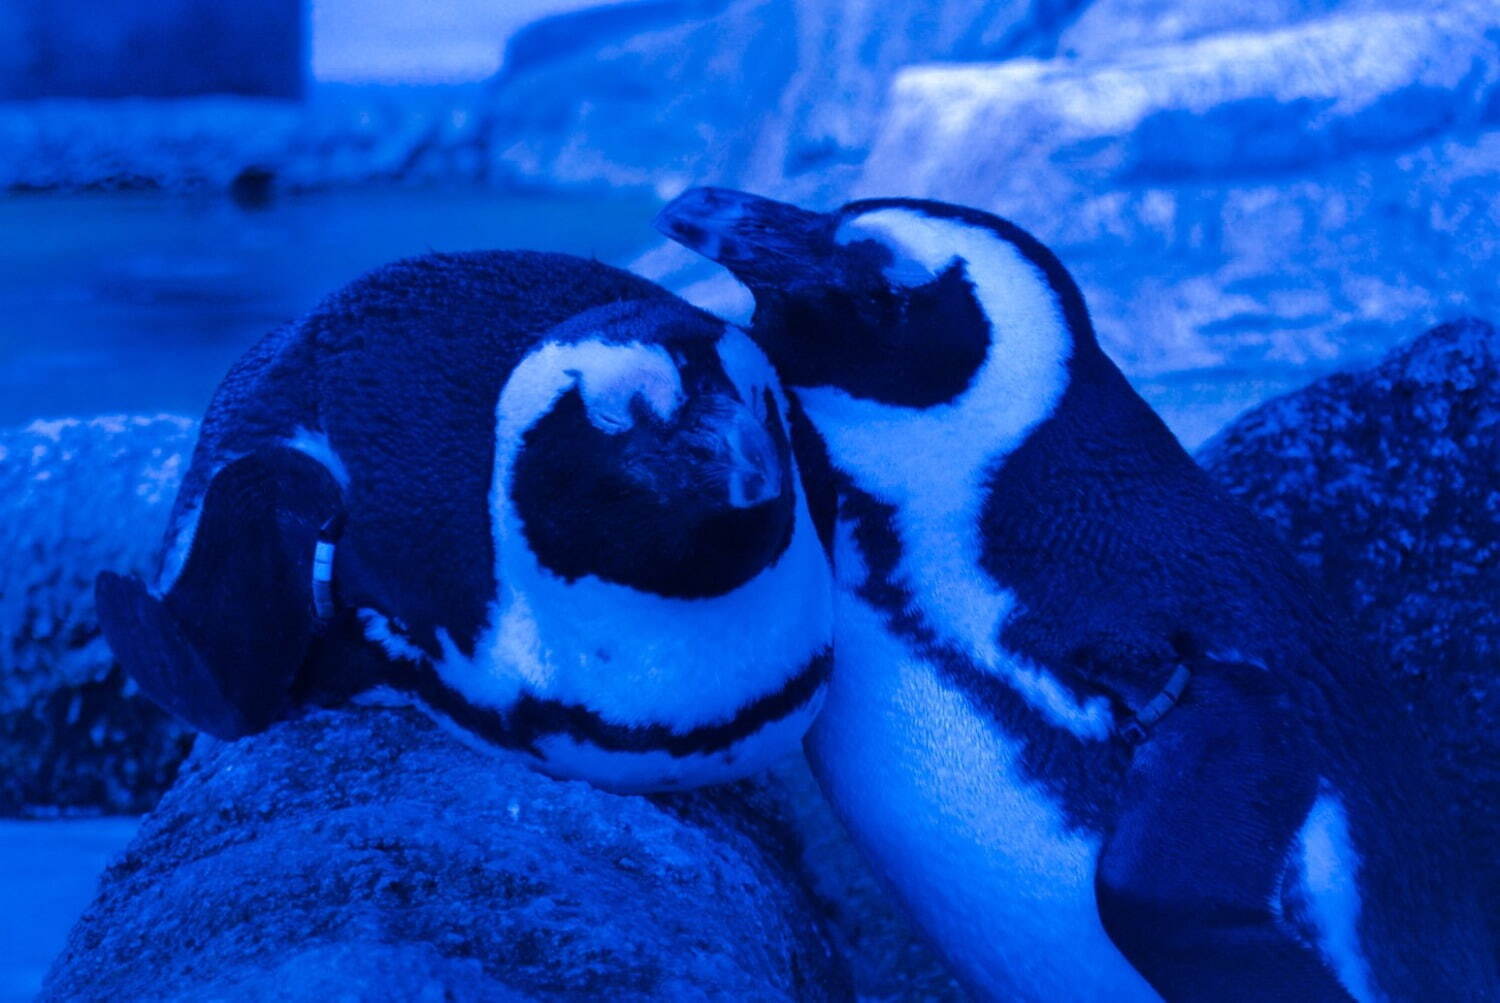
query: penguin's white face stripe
[
  {"left": 714, "top": 326, "right": 787, "bottom": 506},
  {"left": 802, "top": 210, "right": 1106, "bottom": 737},
  {"left": 446, "top": 332, "right": 832, "bottom": 737},
  {"left": 835, "top": 214, "right": 949, "bottom": 286},
  {"left": 156, "top": 501, "right": 202, "bottom": 594},
  {"left": 287, "top": 427, "right": 350, "bottom": 487},
  {"left": 497, "top": 339, "right": 683, "bottom": 438},
  {"left": 358, "top": 608, "right": 432, "bottom": 666},
  {"left": 714, "top": 325, "right": 783, "bottom": 416},
  {"left": 1292, "top": 791, "right": 1380, "bottom": 1003}
]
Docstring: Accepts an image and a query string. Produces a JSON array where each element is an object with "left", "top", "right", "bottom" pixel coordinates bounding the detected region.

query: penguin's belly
[{"left": 807, "top": 594, "right": 1159, "bottom": 1002}]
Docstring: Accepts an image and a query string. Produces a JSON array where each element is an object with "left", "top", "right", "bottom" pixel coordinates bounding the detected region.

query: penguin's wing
[
  {"left": 96, "top": 447, "right": 344, "bottom": 739},
  {"left": 1094, "top": 660, "right": 1357, "bottom": 1001}
]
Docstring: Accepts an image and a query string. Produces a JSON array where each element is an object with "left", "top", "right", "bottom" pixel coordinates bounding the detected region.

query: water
[
  {"left": 0, "top": 187, "right": 662, "bottom": 429},
  {"left": 0, "top": 817, "right": 140, "bottom": 1002}
]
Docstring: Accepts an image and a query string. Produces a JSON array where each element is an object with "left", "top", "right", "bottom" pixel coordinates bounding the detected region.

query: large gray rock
[
  {"left": 479, "top": 0, "right": 798, "bottom": 195},
  {"left": 0, "top": 415, "right": 196, "bottom": 814},
  {"left": 41, "top": 706, "right": 853, "bottom": 1001},
  {"left": 0, "top": 85, "right": 497, "bottom": 193},
  {"left": 1198, "top": 317, "right": 1500, "bottom": 926},
  {"left": 736, "top": 0, "right": 1092, "bottom": 201},
  {"left": 0, "top": 0, "right": 303, "bottom": 100},
  {"left": 855, "top": 2, "right": 1500, "bottom": 383},
  {"left": 496, "top": 1, "right": 735, "bottom": 86},
  {"left": 1056, "top": 0, "right": 1411, "bottom": 58},
  {"left": 480, "top": 0, "right": 1090, "bottom": 197}
]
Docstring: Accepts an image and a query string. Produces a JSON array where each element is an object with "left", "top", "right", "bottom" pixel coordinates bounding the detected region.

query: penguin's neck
[
  {"left": 459, "top": 475, "right": 833, "bottom": 734},
  {"left": 797, "top": 339, "right": 1125, "bottom": 740}
]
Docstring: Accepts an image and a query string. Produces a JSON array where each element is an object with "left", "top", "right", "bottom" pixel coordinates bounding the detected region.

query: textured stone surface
[
  {"left": 855, "top": 3, "right": 1500, "bottom": 381},
  {"left": 1, "top": 0, "right": 1088, "bottom": 198},
  {"left": 735, "top": 0, "right": 1092, "bottom": 201},
  {"left": 0, "top": 86, "right": 494, "bottom": 193},
  {"left": 479, "top": 0, "right": 797, "bottom": 196},
  {"left": 41, "top": 706, "right": 853, "bottom": 1002},
  {"left": 0, "top": 0, "right": 303, "bottom": 100},
  {"left": 0, "top": 415, "right": 196, "bottom": 814},
  {"left": 1198, "top": 317, "right": 1500, "bottom": 921},
  {"left": 1056, "top": 0, "right": 1412, "bottom": 58}
]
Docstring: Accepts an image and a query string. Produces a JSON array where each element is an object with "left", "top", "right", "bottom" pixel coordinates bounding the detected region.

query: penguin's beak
[
  {"left": 654, "top": 187, "right": 834, "bottom": 291},
  {"left": 695, "top": 397, "right": 783, "bottom": 509}
]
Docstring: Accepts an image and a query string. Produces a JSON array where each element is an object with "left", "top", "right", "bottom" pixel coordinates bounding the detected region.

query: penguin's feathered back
[{"left": 306, "top": 252, "right": 675, "bottom": 661}]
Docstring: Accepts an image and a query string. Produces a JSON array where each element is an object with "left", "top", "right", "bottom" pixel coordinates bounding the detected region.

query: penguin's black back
[
  {"left": 308, "top": 252, "right": 672, "bottom": 659},
  {"left": 171, "top": 251, "right": 672, "bottom": 666},
  {"left": 976, "top": 338, "right": 1493, "bottom": 990}
]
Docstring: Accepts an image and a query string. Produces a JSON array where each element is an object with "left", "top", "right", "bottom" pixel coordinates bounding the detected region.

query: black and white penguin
[
  {"left": 96, "top": 251, "right": 833, "bottom": 793},
  {"left": 658, "top": 189, "right": 1498, "bottom": 999}
]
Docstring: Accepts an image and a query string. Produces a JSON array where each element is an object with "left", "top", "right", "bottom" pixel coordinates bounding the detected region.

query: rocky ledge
[
  {"left": 1198, "top": 316, "right": 1499, "bottom": 917},
  {"left": 40, "top": 705, "right": 852, "bottom": 1001},
  {"left": 0, "top": 415, "right": 196, "bottom": 815}
]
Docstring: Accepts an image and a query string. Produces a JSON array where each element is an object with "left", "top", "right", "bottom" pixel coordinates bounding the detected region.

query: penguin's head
[
  {"left": 501, "top": 298, "right": 794, "bottom": 599},
  {"left": 390, "top": 295, "right": 831, "bottom": 793},
  {"left": 655, "top": 188, "right": 1093, "bottom": 416}
]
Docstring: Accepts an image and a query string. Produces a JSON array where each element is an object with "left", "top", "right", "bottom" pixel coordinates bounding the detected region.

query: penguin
[
  {"left": 96, "top": 250, "right": 834, "bottom": 793},
  {"left": 656, "top": 188, "right": 1499, "bottom": 999}
]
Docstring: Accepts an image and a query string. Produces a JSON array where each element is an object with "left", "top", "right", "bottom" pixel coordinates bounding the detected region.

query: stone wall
[{"left": 0, "top": 0, "right": 304, "bottom": 99}]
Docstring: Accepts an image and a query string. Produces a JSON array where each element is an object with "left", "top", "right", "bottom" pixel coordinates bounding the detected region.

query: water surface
[{"left": 0, "top": 188, "right": 661, "bottom": 427}]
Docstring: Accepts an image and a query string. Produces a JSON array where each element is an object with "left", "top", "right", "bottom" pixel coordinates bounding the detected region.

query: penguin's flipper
[
  {"left": 95, "top": 447, "right": 343, "bottom": 740},
  {"left": 96, "top": 570, "right": 255, "bottom": 738},
  {"left": 1095, "top": 661, "right": 1357, "bottom": 1002}
]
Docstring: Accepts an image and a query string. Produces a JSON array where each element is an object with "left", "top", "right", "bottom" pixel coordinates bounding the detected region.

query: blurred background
[{"left": 1, "top": 0, "right": 1496, "bottom": 998}]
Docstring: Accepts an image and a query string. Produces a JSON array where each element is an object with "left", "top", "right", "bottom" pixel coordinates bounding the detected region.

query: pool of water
[
  {"left": 0, "top": 816, "right": 140, "bottom": 1002},
  {"left": 0, "top": 187, "right": 663, "bottom": 428}
]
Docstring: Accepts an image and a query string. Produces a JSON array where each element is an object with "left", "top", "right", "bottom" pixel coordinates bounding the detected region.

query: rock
[
  {"left": 737, "top": 0, "right": 1091, "bottom": 201},
  {"left": 479, "top": 0, "right": 799, "bottom": 197},
  {"left": 0, "top": 0, "right": 303, "bottom": 100},
  {"left": 855, "top": 3, "right": 1500, "bottom": 381},
  {"left": 0, "top": 85, "right": 494, "bottom": 193},
  {"left": 480, "top": 0, "right": 1089, "bottom": 198},
  {"left": 41, "top": 706, "right": 853, "bottom": 1002},
  {"left": 1198, "top": 317, "right": 1500, "bottom": 924},
  {"left": 0, "top": 415, "right": 196, "bottom": 814},
  {"left": 497, "top": 1, "right": 734, "bottom": 85},
  {"left": 1057, "top": 0, "right": 1408, "bottom": 58}
]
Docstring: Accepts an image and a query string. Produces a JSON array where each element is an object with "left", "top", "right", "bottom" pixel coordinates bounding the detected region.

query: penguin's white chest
[{"left": 807, "top": 591, "right": 1160, "bottom": 1002}]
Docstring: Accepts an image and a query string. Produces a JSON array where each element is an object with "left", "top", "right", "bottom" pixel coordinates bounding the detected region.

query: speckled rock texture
[
  {"left": 40, "top": 706, "right": 852, "bottom": 1002},
  {"left": 0, "top": 415, "right": 196, "bottom": 814},
  {"left": 1198, "top": 316, "right": 1500, "bottom": 919},
  {"left": 0, "top": 86, "right": 496, "bottom": 194}
]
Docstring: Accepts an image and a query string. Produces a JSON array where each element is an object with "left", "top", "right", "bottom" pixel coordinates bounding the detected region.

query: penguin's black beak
[
  {"left": 695, "top": 396, "right": 783, "bottom": 509},
  {"left": 654, "top": 187, "right": 835, "bottom": 291}
]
